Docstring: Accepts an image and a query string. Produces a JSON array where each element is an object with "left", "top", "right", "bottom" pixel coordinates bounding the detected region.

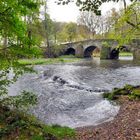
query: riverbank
[
  {"left": 0, "top": 105, "right": 75, "bottom": 140},
  {"left": 75, "top": 85, "right": 140, "bottom": 140},
  {"left": 119, "top": 52, "right": 133, "bottom": 57},
  {"left": 18, "top": 56, "right": 81, "bottom": 65}
]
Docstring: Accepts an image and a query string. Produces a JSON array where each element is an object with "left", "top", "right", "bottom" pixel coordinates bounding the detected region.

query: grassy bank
[
  {"left": 0, "top": 105, "right": 75, "bottom": 140},
  {"left": 119, "top": 52, "right": 133, "bottom": 57},
  {"left": 59, "top": 55, "right": 76, "bottom": 58},
  {"left": 103, "top": 84, "right": 140, "bottom": 101},
  {"left": 19, "top": 57, "right": 81, "bottom": 65}
]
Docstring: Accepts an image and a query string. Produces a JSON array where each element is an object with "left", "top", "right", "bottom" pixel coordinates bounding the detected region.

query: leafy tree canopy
[
  {"left": 0, "top": 0, "right": 42, "bottom": 108},
  {"left": 57, "top": 0, "right": 139, "bottom": 15}
]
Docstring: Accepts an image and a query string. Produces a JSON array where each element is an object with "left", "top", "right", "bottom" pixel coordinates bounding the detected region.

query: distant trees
[
  {"left": 43, "top": 13, "right": 54, "bottom": 57},
  {"left": 77, "top": 11, "right": 100, "bottom": 37},
  {"left": 64, "top": 22, "right": 77, "bottom": 42},
  {"left": 77, "top": 24, "right": 93, "bottom": 39},
  {"left": 76, "top": 9, "right": 120, "bottom": 39},
  {"left": 100, "top": 8, "right": 120, "bottom": 39},
  {"left": 77, "top": 2, "right": 140, "bottom": 43},
  {"left": 52, "top": 22, "right": 97, "bottom": 42},
  {"left": 52, "top": 22, "right": 82, "bottom": 42},
  {"left": 57, "top": 0, "right": 140, "bottom": 45}
]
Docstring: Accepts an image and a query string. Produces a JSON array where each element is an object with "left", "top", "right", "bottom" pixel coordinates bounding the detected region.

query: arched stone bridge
[{"left": 61, "top": 39, "right": 140, "bottom": 60}]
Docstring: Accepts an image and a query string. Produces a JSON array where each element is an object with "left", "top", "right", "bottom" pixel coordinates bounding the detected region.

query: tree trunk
[
  {"left": 3, "top": 34, "right": 8, "bottom": 56},
  {"left": 44, "top": 2, "right": 51, "bottom": 58}
]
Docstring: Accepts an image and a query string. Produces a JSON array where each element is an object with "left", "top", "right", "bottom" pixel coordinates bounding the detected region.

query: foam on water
[{"left": 8, "top": 58, "right": 140, "bottom": 128}]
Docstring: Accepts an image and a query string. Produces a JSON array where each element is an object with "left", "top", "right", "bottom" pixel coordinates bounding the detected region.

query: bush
[
  {"left": 103, "top": 92, "right": 118, "bottom": 100},
  {"left": 59, "top": 58, "right": 64, "bottom": 62},
  {"left": 123, "top": 84, "right": 133, "bottom": 91},
  {"left": 102, "top": 42, "right": 110, "bottom": 48},
  {"left": 0, "top": 106, "right": 75, "bottom": 140},
  {"left": 103, "top": 85, "right": 140, "bottom": 101},
  {"left": 129, "top": 89, "right": 140, "bottom": 99}
]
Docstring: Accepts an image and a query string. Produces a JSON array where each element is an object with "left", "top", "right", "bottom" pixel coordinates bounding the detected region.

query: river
[{"left": 8, "top": 57, "right": 140, "bottom": 128}]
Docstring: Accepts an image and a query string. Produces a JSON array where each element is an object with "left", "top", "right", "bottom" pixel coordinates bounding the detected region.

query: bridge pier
[
  {"left": 131, "top": 40, "right": 140, "bottom": 61},
  {"left": 100, "top": 46, "right": 111, "bottom": 59},
  {"left": 75, "top": 45, "right": 84, "bottom": 58},
  {"left": 133, "top": 48, "right": 140, "bottom": 61}
]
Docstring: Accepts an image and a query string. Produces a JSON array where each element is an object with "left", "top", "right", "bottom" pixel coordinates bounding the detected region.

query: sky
[{"left": 47, "top": 0, "right": 126, "bottom": 22}]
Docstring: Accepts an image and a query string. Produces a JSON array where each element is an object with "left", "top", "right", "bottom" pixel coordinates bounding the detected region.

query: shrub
[
  {"left": 0, "top": 106, "right": 75, "bottom": 140},
  {"left": 103, "top": 92, "right": 117, "bottom": 100},
  {"left": 129, "top": 89, "right": 140, "bottom": 99},
  {"left": 103, "top": 85, "right": 140, "bottom": 101},
  {"left": 123, "top": 84, "right": 133, "bottom": 91},
  {"left": 102, "top": 42, "right": 110, "bottom": 48}
]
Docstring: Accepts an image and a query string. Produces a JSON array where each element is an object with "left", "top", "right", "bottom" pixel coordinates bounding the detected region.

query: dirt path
[{"left": 75, "top": 97, "right": 140, "bottom": 140}]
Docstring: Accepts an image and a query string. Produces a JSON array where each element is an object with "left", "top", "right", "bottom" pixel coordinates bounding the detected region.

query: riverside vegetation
[
  {"left": 0, "top": 105, "right": 75, "bottom": 140},
  {"left": 18, "top": 55, "right": 81, "bottom": 65},
  {"left": 103, "top": 84, "right": 140, "bottom": 101}
]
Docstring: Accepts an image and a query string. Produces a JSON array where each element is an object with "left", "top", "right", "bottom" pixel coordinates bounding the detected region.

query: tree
[
  {"left": 44, "top": 14, "right": 54, "bottom": 57},
  {"left": 100, "top": 8, "right": 120, "bottom": 38},
  {"left": 63, "top": 22, "right": 77, "bottom": 42},
  {"left": 57, "top": 0, "right": 138, "bottom": 14},
  {"left": 77, "top": 11, "right": 100, "bottom": 38},
  {"left": 57, "top": 0, "right": 140, "bottom": 31},
  {"left": 0, "top": 0, "right": 42, "bottom": 108},
  {"left": 113, "top": 2, "right": 140, "bottom": 44},
  {"left": 77, "top": 24, "right": 93, "bottom": 39}
]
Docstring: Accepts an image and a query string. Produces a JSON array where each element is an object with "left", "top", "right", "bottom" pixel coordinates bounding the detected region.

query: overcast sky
[{"left": 47, "top": 0, "right": 127, "bottom": 22}]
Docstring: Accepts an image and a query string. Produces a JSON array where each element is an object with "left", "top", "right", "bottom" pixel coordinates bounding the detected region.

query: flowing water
[{"left": 8, "top": 57, "right": 140, "bottom": 128}]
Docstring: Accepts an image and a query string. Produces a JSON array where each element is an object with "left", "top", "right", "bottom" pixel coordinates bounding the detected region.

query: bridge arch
[
  {"left": 110, "top": 48, "right": 119, "bottom": 59},
  {"left": 64, "top": 48, "right": 75, "bottom": 55},
  {"left": 84, "top": 46, "right": 100, "bottom": 58},
  {"left": 119, "top": 46, "right": 130, "bottom": 52},
  {"left": 110, "top": 45, "right": 132, "bottom": 59}
]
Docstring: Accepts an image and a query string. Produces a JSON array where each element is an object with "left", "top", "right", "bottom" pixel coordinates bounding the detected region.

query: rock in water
[{"left": 53, "top": 76, "right": 69, "bottom": 85}]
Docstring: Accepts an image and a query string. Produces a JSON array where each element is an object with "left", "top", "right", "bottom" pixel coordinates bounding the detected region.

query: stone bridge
[{"left": 61, "top": 39, "right": 140, "bottom": 60}]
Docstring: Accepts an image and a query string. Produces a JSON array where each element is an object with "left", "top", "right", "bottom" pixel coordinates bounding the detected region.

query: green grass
[
  {"left": 59, "top": 55, "right": 76, "bottom": 58},
  {"left": 129, "top": 88, "right": 140, "bottom": 99},
  {"left": 43, "top": 124, "right": 75, "bottom": 139},
  {"left": 18, "top": 57, "right": 81, "bottom": 65},
  {"left": 0, "top": 105, "right": 75, "bottom": 140},
  {"left": 119, "top": 52, "right": 133, "bottom": 57}
]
